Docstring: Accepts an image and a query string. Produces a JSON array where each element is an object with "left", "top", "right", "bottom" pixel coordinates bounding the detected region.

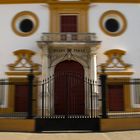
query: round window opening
[
  {"left": 12, "top": 11, "right": 39, "bottom": 36},
  {"left": 100, "top": 10, "right": 127, "bottom": 36},
  {"left": 19, "top": 19, "right": 34, "bottom": 33},
  {"left": 105, "top": 18, "right": 120, "bottom": 33}
]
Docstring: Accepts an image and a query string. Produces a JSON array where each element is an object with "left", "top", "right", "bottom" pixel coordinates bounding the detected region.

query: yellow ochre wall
[
  {"left": 101, "top": 118, "right": 140, "bottom": 131},
  {"left": 0, "top": 119, "right": 35, "bottom": 132},
  {"left": 0, "top": 0, "right": 140, "bottom": 4}
]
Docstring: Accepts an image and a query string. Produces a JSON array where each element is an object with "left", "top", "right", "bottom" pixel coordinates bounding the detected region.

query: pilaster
[
  {"left": 38, "top": 42, "right": 49, "bottom": 80},
  {"left": 37, "top": 42, "right": 50, "bottom": 116}
]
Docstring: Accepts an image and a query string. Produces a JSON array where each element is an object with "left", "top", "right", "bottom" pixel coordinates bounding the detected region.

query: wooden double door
[
  {"left": 108, "top": 85, "right": 124, "bottom": 111},
  {"left": 54, "top": 60, "right": 85, "bottom": 115},
  {"left": 15, "top": 85, "right": 29, "bottom": 112},
  {"left": 60, "top": 15, "right": 77, "bottom": 32},
  {"left": 60, "top": 15, "right": 77, "bottom": 40}
]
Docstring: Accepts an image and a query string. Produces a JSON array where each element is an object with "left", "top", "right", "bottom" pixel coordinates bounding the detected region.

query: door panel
[
  {"left": 60, "top": 15, "right": 77, "bottom": 32},
  {"left": 54, "top": 60, "right": 84, "bottom": 115},
  {"left": 108, "top": 85, "right": 124, "bottom": 111},
  {"left": 15, "top": 85, "right": 29, "bottom": 112}
]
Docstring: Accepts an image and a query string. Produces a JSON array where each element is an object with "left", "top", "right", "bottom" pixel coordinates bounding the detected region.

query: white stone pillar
[
  {"left": 39, "top": 43, "right": 49, "bottom": 80},
  {"left": 90, "top": 47, "right": 97, "bottom": 81},
  {"left": 38, "top": 42, "right": 50, "bottom": 116},
  {"left": 93, "top": 54, "right": 97, "bottom": 82},
  {"left": 90, "top": 47, "right": 98, "bottom": 116}
]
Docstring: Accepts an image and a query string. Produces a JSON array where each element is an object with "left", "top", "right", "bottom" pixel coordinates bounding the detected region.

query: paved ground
[{"left": 0, "top": 130, "right": 140, "bottom": 140}]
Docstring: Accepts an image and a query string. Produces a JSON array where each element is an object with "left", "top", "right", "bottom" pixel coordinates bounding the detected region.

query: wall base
[
  {"left": 1, "top": 118, "right": 140, "bottom": 132},
  {"left": 100, "top": 118, "right": 140, "bottom": 131},
  {"left": 0, "top": 119, "right": 35, "bottom": 132}
]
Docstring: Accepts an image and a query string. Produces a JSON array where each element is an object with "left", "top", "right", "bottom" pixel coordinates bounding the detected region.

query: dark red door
[
  {"left": 60, "top": 15, "right": 77, "bottom": 40},
  {"left": 108, "top": 85, "right": 124, "bottom": 111},
  {"left": 54, "top": 60, "right": 84, "bottom": 115},
  {"left": 15, "top": 85, "right": 29, "bottom": 112},
  {"left": 60, "top": 15, "right": 77, "bottom": 32}
]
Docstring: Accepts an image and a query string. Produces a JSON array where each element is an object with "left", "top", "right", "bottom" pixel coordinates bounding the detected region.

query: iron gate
[{"left": 36, "top": 72, "right": 101, "bottom": 131}]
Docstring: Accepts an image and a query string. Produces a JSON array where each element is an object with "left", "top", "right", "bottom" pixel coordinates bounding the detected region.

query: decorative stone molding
[
  {"left": 100, "top": 49, "right": 131, "bottom": 72},
  {"left": 49, "top": 47, "right": 91, "bottom": 68},
  {"left": 37, "top": 32, "right": 101, "bottom": 68},
  {"left": 7, "top": 49, "right": 40, "bottom": 71},
  {"left": 37, "top": 31, "right": 101, "bottom": 115}
]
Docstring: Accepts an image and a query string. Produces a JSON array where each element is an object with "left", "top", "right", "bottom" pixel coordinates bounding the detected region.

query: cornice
[
  {"left": 98, "top": 72, "right": 133, "bottom": 75},
  {"left": 90, "top": 0, "right": 140, "bottom": 3},
  {"left": 49, "top": 3, "right": 89, "bottom": 10},
  {"left": 6, "top": 71, "right": 41, "bottom": 76},
  {"left": 0, "top": 0, "right": 140, "bottom": 4},
  {"left": 0, "top": 0, "right": 45, "bottom": 4}
]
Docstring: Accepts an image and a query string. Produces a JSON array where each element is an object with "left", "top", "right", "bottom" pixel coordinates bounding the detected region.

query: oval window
[
  {"left": 99, "top": 10, "right": 127, "bottom": 36},
  {"left": 12, "top": 11, "right": 39, "bottom": 36}
]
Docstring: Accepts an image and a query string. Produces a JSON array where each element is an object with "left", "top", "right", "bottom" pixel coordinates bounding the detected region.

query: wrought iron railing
[
  {"left": 107, "top": 79, "right": 140, "bottom": 118},
  {"left": 0, "top": 78, "right": 36, "bottom": 119},
  {"left": 36, "top": 73, "right": 102, "bottom": 119},
  {"left": 40, "top": 32, "right": 100, "bottom": 43},
  {"left": 1, "top": 74, "right": 140, "bottom": 119}
]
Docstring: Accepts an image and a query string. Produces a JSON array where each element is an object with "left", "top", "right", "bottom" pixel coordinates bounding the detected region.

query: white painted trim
[{"left": 0, "top": 81, "right": 8, "bottom": 108}]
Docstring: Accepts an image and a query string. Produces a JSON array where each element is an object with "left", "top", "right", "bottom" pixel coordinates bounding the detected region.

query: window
[
  {"left": 132, "top": 79, "right": 140, "bottom": 106},
  {"left": 19, "top": 19, "right": 34, "bottom": 33},
  {"left": 60, "top": 15, "right": 77, "bottom": 32},
  {"left": 12, "top": 11, "right": 39, "bottom": 36},
  {"left": 60, "top": 15, "right": 78, "bottom": 41},
  {"left": 105, "top": 18, "right": 120, "bottom": 33},
  {"left": 99, "top": 10, "right": 127, "bottom": 36},
  {"left": 0, "top": 79, "right": 8, "bottom": 108},
  {"left": 108, "top": 84, "right": 124, "bottom": 111}
]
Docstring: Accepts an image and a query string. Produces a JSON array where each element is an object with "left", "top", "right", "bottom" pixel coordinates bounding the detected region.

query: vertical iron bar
[
  {"left": 90, "top": 80, "right": 93, "bottom": 118},
  {"left": 27, "top": 69, "right": 34, "bottom": 119},
  {"left": 100, "top": 73, "right": 108, "bottom": 118},
  {"left": 44, "top": 79, "right": 47, "bottom": 117},
  {"left": 93, "top": 80, "right": 95, "bottom": 118},
  {"left": 84, "top": 78, "right": 86, "bottom": 115},
  {"left": 42, "top": 80, "right": 45, "bottom": 118},
  {"left": 72, "top": 73, "right": 74, "bottom": 115},
  {"left": 2, "top": 80, "right": 5, "bottom": 116},
  {"left": 85, "top": 78, "right": 87, "bottom": 115},
  {"left": 49, "top": 77, "right": 51, "bottom": 117},
  {"left": 65, "top": 73, "right": 68, "bottom": 118},
  {"left": 95, "top": 81, "right": 97, "bottom": 118},
  {"left": 87, "top": 79, "right": 90, "bottom": 117},
  {"left": 74, "top": 73, "right": 76, "bottom": 115}
]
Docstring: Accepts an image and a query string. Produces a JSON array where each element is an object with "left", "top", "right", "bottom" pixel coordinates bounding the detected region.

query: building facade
[{"left": 0, "top": 0, "right": 140, "bottom": 121}]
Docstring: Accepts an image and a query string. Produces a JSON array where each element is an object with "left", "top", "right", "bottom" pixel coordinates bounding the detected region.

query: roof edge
[{"left": 0, "top": 0, "right": 140, "bottom": 4}]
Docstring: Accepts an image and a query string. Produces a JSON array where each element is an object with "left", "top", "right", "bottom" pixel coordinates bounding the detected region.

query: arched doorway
[{"left": 54, "top": 60, "right": 85, "bottom": 115}]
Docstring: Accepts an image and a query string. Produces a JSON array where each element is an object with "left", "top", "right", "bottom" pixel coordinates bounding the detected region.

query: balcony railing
[{"left": 40, "top": 32, "right": 100, "bottom": 43}]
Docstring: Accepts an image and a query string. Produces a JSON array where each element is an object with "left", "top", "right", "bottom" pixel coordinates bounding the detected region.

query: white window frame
[
  {"left": 0, "top": 80, "right": 8, "bottom": 108},
  {"left": 131, "top": 80, "right": 140, "bottom": 108}
]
